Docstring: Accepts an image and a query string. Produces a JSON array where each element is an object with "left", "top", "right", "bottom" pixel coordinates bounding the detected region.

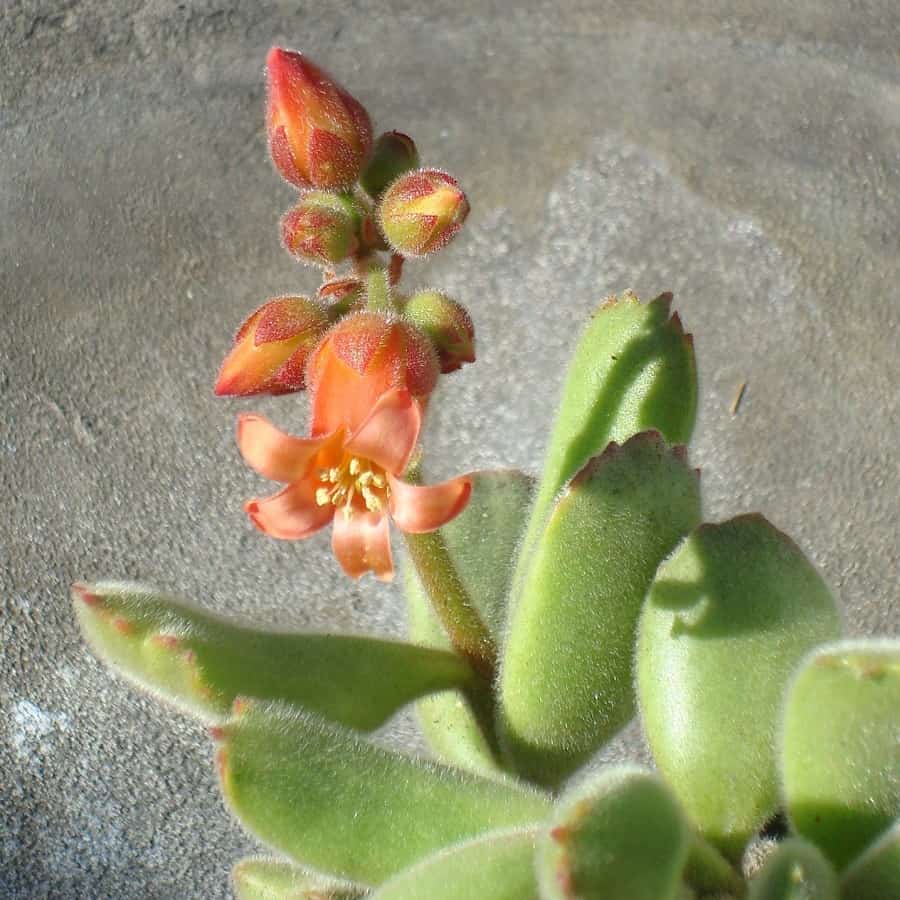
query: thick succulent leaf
[
  {"left": 232, "top": 857, "right": 365, "bottom": 899},
  {"left": 215, "top": 700, "right": 551, "bottom": 884},
  {"left": 781, "top": 640, "right": 900, "bottom": 870},
  {"left": 404, "top": 470, "right": 534, "bottom": 774},
  {"left": 510, "top": 291, "right": 697, "bottom": 619},
  {"left": 73, "top": 581, "right": 475, "bottom": 729},
  {"left": 370, "top": 827, "right": 540, "bottom": 900},
  {"left": 747, "top": 839, "right": 838, "bottom": 900},
  {"left": 500, "top": 433, "right": 701, "bottom": 784},
  {"left": 840, "top": 820, "right": 900, "bottom": 900},
  {"left": 536, "top": 765, "right": 690, "bottom": 900},
  {"left": 636, "top": 515, "right": 842, "bottom": 858}
]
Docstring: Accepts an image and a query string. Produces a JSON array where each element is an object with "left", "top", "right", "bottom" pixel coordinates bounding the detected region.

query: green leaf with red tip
[
  {"left": 510, "top": 290, "right": 697, "bottom": 620},
  {"left": 215, "top": 700, "right": 551, "bottom": 884},
  {"left": 370, "top": 827, "right": 540, "bottom": 900},
  {"left": 232, "top": 857, "right": 366, "bottom": 899},
  {"left": 781, "top": 640, "right": 900, "bottom": 871},
  {"left": 747, "top": 839, "right": 838, "bottom": 900},
  {"left": 72, "top": 581, "right": 476, "bottom": 729},
  {"left": 536, "top": 766, "right": 691, "bottom": 900},
  {"left": 636, "top": 516, "right": 842, "bottom": 858},
  {"left": 840, "top": 821, "right": 900, "bottom": 900},
  {"left": 404, "top": 470, "right": 535, "bottom": 775},
  {"left": 499, "top": 433, "right": 701, "bottom": 785}
]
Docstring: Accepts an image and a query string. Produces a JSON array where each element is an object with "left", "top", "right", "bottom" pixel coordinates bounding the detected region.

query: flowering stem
[
  {"left": 403, "top": 529, "right": 498, "bottom": 684},
  {"left": 363, "top": 262, "right": 394, "bottom": 314}
]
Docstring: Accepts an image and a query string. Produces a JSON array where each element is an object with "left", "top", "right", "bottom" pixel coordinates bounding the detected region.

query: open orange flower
[
  {"left": 237, "top": 389, "right": 471, "bottom": 581},
  {"left": 307, "top": 311, "right": 439, "bottom": 435}
]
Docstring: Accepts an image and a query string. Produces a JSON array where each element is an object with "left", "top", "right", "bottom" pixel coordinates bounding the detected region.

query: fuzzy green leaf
[
  {"left": 232, "top": 857, "right": 365, "bottom": 899},
  {"left": 370, "top": 827, "right": 540, "bottom": 900},
  {"left": 73, "top": 581, "right": 475, "bottom": 729},
  {"left": 781, "top": 640, "right": 900, "bottom": 870},
  {"left": 536, "top": 765, "right": 690, "bottom": 900},
  {"left": 747, "top": 839, "right": 838, "bottom": 900},
  {"left": 636, "top": 516, "right": 842, "bottom": 858},
  {"left": 510, "top": 291, "right": 697, "bottom": 619},
  {"left": 216, "top": 700, "right": 551, "bottom": 884},
  {"left": 405, "top": 470, "right": 534, "bottom": 773},
  {"left": 840, "top": 821, "right": 900, "bottom": 900},
  {"left": 500, "top": 433, "right": 701, "bottom": 784}
]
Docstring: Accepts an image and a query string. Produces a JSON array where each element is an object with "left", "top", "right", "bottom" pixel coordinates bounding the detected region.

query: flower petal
[
  {"left": 387, "top": 474, "right": 472, "bottom": 534},
  {"left": 308, "top": 343, "right": 396, "bottom": 436},
  {"left": 245, "top": 479, "right": 333, "bottom": 540},
  {"left": 344, "top": 389, "right": 421, "bottom": 474},
  {"left": 331, "top": 509, "right": 394, "bottom": 581},
  {"left": 237, "top": 414, "right": 335, "bottom": 483}
]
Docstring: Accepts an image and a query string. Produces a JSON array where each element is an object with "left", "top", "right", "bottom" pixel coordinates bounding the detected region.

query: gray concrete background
[{"left": 2, "top": 1, "right": 898, "bottom": 897}]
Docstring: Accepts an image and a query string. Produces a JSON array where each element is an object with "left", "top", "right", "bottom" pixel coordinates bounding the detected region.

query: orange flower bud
[
  {"left": 403, "top": 290, "right": 475, "bottom": 374},
  {"left": 215, "top": 296, "right": 331, "bottom": 397},
  {"left": 266, "top": 47, "right": 373, "bottom": 190},
  {"left": 360, "top": 131, "right": 420, "bottom": 199},
  {"left": 307, "top": 311, "right": 439, "bottom": 435},
  {"left": 281, "top": 191, "right": 362, "bottom": 266},
  {"left": 377, "top": 169, "right": 469, "bottom": 257}
]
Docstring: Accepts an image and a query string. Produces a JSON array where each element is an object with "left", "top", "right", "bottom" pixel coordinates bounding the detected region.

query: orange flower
[
  {"left": 306, "top": 311, "right": 439, "bottom": 436},
  {"left": 215, "top": 296, "right": 331, "bottom": 397},
  {"left": 238, "top": 389, "right": 471, "bottom": 581},
  {"left": 266, "top": 47, "right": 373, "bottom": 190}
]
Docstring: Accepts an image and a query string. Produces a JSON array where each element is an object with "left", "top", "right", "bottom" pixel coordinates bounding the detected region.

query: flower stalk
[{"left": 403, "top": 526, "right": 497, "bottom": 684}]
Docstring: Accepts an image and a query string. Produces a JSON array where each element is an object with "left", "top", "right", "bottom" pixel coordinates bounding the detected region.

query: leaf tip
[{"left": 72, "top": 582, "right": 101, "bottom": 607}]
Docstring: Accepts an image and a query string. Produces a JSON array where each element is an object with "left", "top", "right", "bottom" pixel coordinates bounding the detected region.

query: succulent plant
[{"left": 73, "top": 47, "right": 898, "bottom": 899}]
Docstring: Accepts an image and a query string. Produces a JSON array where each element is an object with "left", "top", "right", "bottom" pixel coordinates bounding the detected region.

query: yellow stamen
[{"left": 313, "top": 455, "right": 391, "bottom": 517}]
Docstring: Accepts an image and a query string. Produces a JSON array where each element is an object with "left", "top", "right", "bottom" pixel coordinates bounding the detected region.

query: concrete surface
[{"left": 2, "top": 1, "right": 898, "bottom": 897}]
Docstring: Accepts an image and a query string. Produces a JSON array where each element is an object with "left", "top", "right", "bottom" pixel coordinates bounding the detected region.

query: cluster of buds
[{"left": 215, "top": 47, "right": 478, "bottom": 581}]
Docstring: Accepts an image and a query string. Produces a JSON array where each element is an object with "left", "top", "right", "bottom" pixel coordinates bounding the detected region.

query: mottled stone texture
[{"left": 2, "top": 2, "right": 897, "bottom": 897}]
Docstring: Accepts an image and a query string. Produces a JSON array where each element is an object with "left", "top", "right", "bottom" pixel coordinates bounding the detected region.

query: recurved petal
[
  {"left": 344, "top": 389, "right": 421, "bottom": 475},
  {"left": 237, "top": 414, "right": 335, "bottom": 483},
  {"left": 245, "top": 479, "right": 333, "bottom": 540},
  {"left": 388, "top": 473, "right": 472, "bottom": 534},
  {"left": 331, "top": 508, "right": 394, "bottom": 581}
]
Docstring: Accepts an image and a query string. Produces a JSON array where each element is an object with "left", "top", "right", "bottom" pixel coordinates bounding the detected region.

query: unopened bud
[
  {"left": 360, "top": 131, "right": 420, "bottom": 199},
  {"left": 266, "top": 47, "right": 372, "bottom": 189},
  {"left": 215, "top": 296, "right": 330, "bottom": 396},
  {"left": 377, "top": 169, "right": 469, "bottom": 257},
  {"left": 317, "top": 276, "right": 364, "bottom": 319},
  {"left": 307, "top": 311, "right": 439, "bottom": 434},
  {"left": 318, "top": 276, "right": 363, "bottom": 308},
  {"left": 403, "top": 290, "right": 475, "bottom": 374},
  {"left": 281, "top": 192, "right": 362, "bottom": 266}
]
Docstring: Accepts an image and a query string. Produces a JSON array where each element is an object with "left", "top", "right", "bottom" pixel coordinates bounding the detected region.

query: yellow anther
[
  {"left": 361, "top": 486, "right": 382, "bottom": 511},
  {"left": 312, "top": 456, "right": 390, "bottom": 515}
]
